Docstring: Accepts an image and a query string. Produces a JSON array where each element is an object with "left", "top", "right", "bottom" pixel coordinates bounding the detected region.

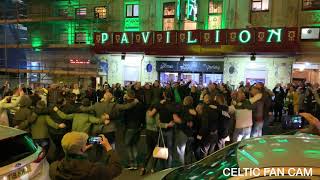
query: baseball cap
[{"left": 61, "top": 132, "right": 89, "bottom": 154}]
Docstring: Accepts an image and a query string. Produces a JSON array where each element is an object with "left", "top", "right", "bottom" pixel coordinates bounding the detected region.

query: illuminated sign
[
  {"left": 186, "top": 0, "right": 198, "bottom": 21},
  {"left": 70, "top": 59, "right": 90, "bottom": 64},
  {"left": 94, "top": 28, "right": 298, "bottom": 47}
]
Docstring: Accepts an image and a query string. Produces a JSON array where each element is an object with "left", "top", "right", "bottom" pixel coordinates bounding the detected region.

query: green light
[
  {"left": 142, "top": 32, "right": 151, "bottom": 44},
  {"left": 166, "top": 31, "right": 171, "bottom": 43},
  {"left": 31, "top": 37, "right": 42, "bottom": 48},
  {"left": 177, "top": 0, "right": 181, "bottom": 20},
  {"left": 239, "top": 150, "right": 259, "bottom": 165},
  {"left": 267, "top": 28, "right": 283, "bottom": 43},
  {"left": 272, "top": 148, "right": 287, "bottom": 153},
  {"left": 124, "top": 18, "right": 140, "bottom": 32},
  {"left": 238, "top": 30, "right": 251, "bottom": 43},
  {"left": 276, "top": 139, "right": 288, "bottom": 143},
  {"left": 101, "top": 33, "right": 109, "bottom": 44},
  {"left": 215, "top": 30, "right": 220, "bottom": 43},
  {"left": 121, "top": 33, "right": 129, "bottom": 44},
  {"left": 259, "top": 139, "right": 266, "bottom": 144},
  {"left": 253, "top": 152, "right": 264, "bottom": 158},
  {"left": 206, "top": 171, "right": 214, "bottom": 175},
  {"left": 304, "top": 150, "right": 320, "bottom": 159},
  {"left": 221, "top": 0, "right": 227, "bottom": 29},
  {"left": 187, "top": 31, "right": 197, "bottom": 44}
]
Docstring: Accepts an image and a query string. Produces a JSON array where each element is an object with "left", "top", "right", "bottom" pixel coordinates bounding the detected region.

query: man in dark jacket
[
  {"left": 195, "top": 94, "right": 220, "bottom": 160},
  {"left": 49, "top": 132, "right": 122, "bottom": 180},
  {"left": 123, "top": 90, "right": 145, "bottom": 170},
  {"left": 273, "top": 83, "right": 285, "bottom": 122}
]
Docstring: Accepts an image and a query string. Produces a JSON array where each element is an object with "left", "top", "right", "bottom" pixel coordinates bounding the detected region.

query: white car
[
  {"left": 144, "top": 133, "right": 320, "bottom": 179},
  {"left": 0, "top": 125, "right": 50, "bottom": 180}
]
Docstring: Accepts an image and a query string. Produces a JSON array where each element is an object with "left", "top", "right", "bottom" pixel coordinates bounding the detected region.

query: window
[
  {"left": 209, "top": 0, "right": 223, "bottom": 14},
  {"left": 163, "top": 2, "right": 175, "bottom": 31},
  {"left": 75, "top": 32, "right": 86, "bottom": 43},
  {"left": 126, "top": 4, "right": 139, "bottom": 17},
  {"left": 95, "top": 7, "right": 107, "bottom": 19},
  {"left": 208, "top": 0, "right": 223, "bottom": 30},
  {"left": 251, "top": 0, "right": 269, "bottom": 11},
  {"left": 76, "top": 8, "right": 87, "bottom": 16},
  {"left": 184, "top": 2, "right": 197, "bottom": 30},
  {"left": 303, "top": 0, "right": 320, "bottom": 10}
]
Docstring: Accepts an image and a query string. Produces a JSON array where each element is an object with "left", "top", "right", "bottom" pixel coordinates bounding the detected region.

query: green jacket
[
  {"left": 81, "top": 100, "right": 137, "bottom": 133},
  {"left": 31, "top": 115, "right": 60, "bottom": 139},
  {"left": 57, "top": 110, "right": 103, "bottom": 134},
  {"left": 49, "top": 150, "right": 122, "bottom": 180}
]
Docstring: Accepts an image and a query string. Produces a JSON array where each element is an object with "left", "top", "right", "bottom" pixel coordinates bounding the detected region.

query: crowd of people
[{"left": 0, "top": 79, "right": 320, "bottom": 178}]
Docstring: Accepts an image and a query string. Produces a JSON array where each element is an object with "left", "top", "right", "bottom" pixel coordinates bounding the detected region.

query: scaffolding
[{"left": 0, "top": 0, "right": 112, "bottom": 85}]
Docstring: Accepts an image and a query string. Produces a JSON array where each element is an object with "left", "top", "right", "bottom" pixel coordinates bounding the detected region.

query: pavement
[{"left": 47, "top": 117, "right": 292, "bottom": 180}]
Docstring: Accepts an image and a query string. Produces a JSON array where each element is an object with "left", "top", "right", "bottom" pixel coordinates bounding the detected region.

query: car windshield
[
  {"left": 0, "top": 134, "right": 37, "bottom": 167},
  {"left": 164, "top": 142, "right": 240, "bottom": 180}
]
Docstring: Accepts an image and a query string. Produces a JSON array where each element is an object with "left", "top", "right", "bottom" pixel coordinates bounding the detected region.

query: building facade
[{"left": 1, "top": 0, "right": 320, "bottom": 87}]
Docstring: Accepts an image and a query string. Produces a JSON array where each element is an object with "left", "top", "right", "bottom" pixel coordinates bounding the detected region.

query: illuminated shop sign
[
  {"left": 94, "top": 27, "right": 298, "bottom": 47},
  {"left": 69, "top": 59, "right": 90, "bottom": 64}
]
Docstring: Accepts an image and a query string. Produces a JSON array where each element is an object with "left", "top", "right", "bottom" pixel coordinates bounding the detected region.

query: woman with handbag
[{"left": 140, "top": 105, "right": 174, "bottom": 175}]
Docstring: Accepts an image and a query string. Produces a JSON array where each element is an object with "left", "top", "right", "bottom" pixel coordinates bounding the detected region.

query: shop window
[
  {"left": 76, "top": 8, "right": 87, "bottom": 17},
  {"left": 163, "top": 2, "right": 175, "bottom": 31},
  {"left": 75, "top": 32, "right": 86, "bottom": 44},
  {"left": 126, "top": 4, "right": 139, "bottom": 17},
  {"left": 208, "top": 0, "right": 223, "bottom": 29},
  {"left": 251, "top": 0, "right": 269, "bottom": 11},
  {"left": 303, "top": 0, "right": 320, "bottom": 10},
  {"left": 95, "top": 7, "right": 107, "bottom": 19}
]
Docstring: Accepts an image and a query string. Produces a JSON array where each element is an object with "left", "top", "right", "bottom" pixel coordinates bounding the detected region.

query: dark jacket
[
  {"left": 216, "top": 105, "right": 231, "bottom": 139},
  {"left": 124, "top": 100, "right": 145, "bottom": 129},
  {"left": 151, "top": 86, "right": 162, "bottom": 105},
  {"left": 273, "top": 87, "right": 285, "bottom": 106},
  {"left": 177, "top": 105, "right": 196, "bottom": 137},
  {"left": 198, "top": 104, "right": 220, "bottom": 137},
  {"left": 144, "top": 88, "right": 153, "bottom": 106},
  {"left": 49, "top": 151, "right": 122, "bottom": 180}
]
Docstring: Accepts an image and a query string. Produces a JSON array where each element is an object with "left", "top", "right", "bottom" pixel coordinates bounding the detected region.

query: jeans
[
  {"left": 124, "top": 129, "right": 140, "bottom": 167},
  {"left": 143, "top": 130, "right": 158, "bottom": 171},
  {"left": 159, "top": 129, "right": 173, "bottom": 169},
  {"left": 173, "top": 130, "right": 188, "bottom": 167},
  {"left": 196, "top": 132, "right": 218, "bottom": 160},
  {"left": 251, "top": 121, "right": 264, "bottom": 137},
  {"left": 233, "top": 127, "right": 252, "bottom": 142},
  {"left": 274, "top": 105, "right": 283, "bottom": 122}
]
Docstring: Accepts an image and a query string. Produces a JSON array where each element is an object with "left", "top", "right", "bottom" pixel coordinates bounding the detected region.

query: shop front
[
  {"left": 93, "top": 27, "right": 303, "bottom": 88},
  {"left": 156, "top": 60, "right": 224, "bottom": 85}
]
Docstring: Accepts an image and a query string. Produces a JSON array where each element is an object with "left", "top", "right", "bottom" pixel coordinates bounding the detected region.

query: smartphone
[
  {"left": 87, "top": 136, "right": 102, "bottom": 144},
  {"left": 291, "top": 116, "right": 304, "bottom": 129}
]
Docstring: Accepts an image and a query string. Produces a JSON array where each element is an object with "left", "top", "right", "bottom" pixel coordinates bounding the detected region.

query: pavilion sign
[{"left": 94, "top": 27, "right": 299, "bottom": 48}]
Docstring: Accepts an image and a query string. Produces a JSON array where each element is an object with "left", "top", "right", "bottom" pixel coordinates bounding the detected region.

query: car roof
[
  {"left": 0, "top": 125, "right": 26, "bottom": 140},
  {"left": 237, "top": 135, "right": 320, "bottom": 169}
]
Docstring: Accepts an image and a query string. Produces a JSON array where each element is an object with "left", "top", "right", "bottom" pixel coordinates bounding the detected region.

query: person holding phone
[{"left": 49, "top": 132, "right": 122, "bottom": 180}]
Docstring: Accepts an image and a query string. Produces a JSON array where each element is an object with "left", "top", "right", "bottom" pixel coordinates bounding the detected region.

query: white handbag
[{"left": 153, "top": 128, "right": 169, "bottom": 160}]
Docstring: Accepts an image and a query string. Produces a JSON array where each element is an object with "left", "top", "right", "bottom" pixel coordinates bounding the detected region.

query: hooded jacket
[
  {"left": 13, "top": 95, "right": 37, "bottom": 132},
  {"left": 49, "top": 150, "right": 122, "bottom": 180}
]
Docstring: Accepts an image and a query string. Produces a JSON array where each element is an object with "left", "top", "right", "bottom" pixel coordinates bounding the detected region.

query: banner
[{"left": 94, "top": 27, "right": 299, "bottom": 47}]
